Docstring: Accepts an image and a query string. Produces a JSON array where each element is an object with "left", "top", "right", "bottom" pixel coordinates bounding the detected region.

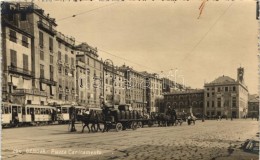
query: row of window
[
  {"left": 10, "top": 49, "right": 29, "bottom": 71},
  {"left": 206, "top": 86, "right": 236, "bottom": 92},
  {"left": 9, "top": 30, "right": 29, "bottom": 48},
  {"left": 206, "top": 97, "right": 237, "bottom": 108}
]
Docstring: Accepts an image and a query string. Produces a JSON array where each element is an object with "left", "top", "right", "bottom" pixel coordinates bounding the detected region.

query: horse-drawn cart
[{"left": 104, "top": 106, "right": 142, "bottom": 132}]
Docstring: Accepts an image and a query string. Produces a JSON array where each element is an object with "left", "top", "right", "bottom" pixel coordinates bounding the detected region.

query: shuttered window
[
  {"left": 23, "top": 54, "right": 28, "bottom": 70},
  {"left": 10, "top": 50, "right": 17, "bottom": 67},
  {"left": 49, "top": 37, "right": 53, "bottom": 52},
  {"left": 9, "top": 30, "right": 17, "bottom": 43},
  {"left": 39, "top": 31, "right": 44, "bottom": 47}
]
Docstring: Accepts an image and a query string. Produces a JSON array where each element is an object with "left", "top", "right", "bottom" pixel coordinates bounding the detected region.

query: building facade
[
  {"left": 248, "top": 94, "right": 259, "bottom": 118},
  {"left": 142, "top": 72, "right": 163, "bottom": 113},
  {"left": 204, "top": 67, "right": 248, "bottom": 119},
  {"left": 56, "top": 32, "right": 76, "bottom": 104},
  {"left": 1, "top": 2, "right": 57, "bottom": 105},
  {"left": 103, "top": 63, "right": 125, "bottom": 106},
  {"left": 119, "top": 65, "right": 147, "bottom": 112},
  {"left": 163, "top": 89, "right": 204, "bottom": 116},
  {"left": 75, "top": 43, "right": 103, "bottom": 108}
]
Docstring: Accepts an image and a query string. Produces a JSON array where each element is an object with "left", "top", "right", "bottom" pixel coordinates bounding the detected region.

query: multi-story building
[
  {"left": 76, "top": 55, "right": 87, "bottom": 105},
  {"left": 142, "top": 72, "right": 163, "bottom": 113},
  {"left": 119, "top": 65, "right": 147, "bottom": 112},
  {"left": 204, "top": 67, "right": 248, "bottom": 119},
  {"left": 103, "top": 63, "right": 125, "bottom": 106},
  {"left": 75, "top": 43, "right": 103, "bottom": 108},
  {"left": 248, "top": 94, "right": 259, "bottom": 118},
  {"left": 161, "top": 77, "right": 185, "bottom": 93},
  {"left": 56, "top": 32, "right": 76, "bottom": 104},
  {"left": 163, "top": 89, "right": 204, "bottom": 116},
  {"left": 1, "top": 2, "right": 57, "bottom": 105}
]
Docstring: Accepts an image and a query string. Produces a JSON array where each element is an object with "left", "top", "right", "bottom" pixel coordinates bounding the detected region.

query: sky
[{"left": 35, "top": 0, "right": 258, "bottom": 94}]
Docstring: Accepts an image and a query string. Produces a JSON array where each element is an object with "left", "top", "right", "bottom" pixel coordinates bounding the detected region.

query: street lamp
[{"left": 104, "top": 59, "right": 114, "bottom": 107}]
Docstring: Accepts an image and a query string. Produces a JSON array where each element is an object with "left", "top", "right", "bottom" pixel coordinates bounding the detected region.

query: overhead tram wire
[
  {"left": 56, "top": 2, "right": 119, "bottom": 22},
  {"left": 178, "top": 2, "right": 234, "bottom": 67}
]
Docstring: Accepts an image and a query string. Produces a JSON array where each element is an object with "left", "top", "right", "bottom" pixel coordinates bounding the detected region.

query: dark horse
[
  {"left": 78, "top": 110, "right": 105, "bottom": 133},
  {"left": 156, "top": 113, "right": 171, "bottom": 127}
]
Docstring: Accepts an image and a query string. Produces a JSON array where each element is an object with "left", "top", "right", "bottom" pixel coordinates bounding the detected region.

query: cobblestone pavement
[{"left": 2, "top": 119, "right": 259, "bottom": 160}]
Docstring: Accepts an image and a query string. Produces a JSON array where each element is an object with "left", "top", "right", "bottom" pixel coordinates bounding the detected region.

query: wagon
[{"left": 104, "top": 105, "right": 142, "bottom": 132}]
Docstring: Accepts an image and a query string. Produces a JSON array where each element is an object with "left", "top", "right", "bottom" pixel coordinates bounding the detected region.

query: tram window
[
  {"left": 18, "top": 106, "right": 21, "bottom": 113},
  {"left": 46, "top": 109, "right": 49, "bottom": 114},
  {"left": 57, "top": 107, "right": 61, "bottom": 114},
  {"left": 22, "top": 107, "right": 26, "bottom": 115},
  {"left": 35, "top": 108, "right": 39, "bottom": 115},
  {"left": 4, "top": 107, "right": 10, "bottom": 114},
  {"left": 27, "top": 108, "right": 30, "bottom": 114},
  {"left": 62, "top": 107, "right": 68, "bottom": 113},
  {"left": 40, "top": 108, "right": 44, "bottom": 114}
]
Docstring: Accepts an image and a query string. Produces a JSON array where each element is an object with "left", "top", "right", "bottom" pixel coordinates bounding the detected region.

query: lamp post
[{"left": 104, "top": 59, "right": 114, "bottom": 107}]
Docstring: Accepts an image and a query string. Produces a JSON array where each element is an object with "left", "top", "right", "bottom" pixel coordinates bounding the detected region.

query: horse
[
  {"left": 78, "top": 110, "right": 104, "bottom": 133},
  {"left": 156, "top": 113, "right": 171, "bottom": 127}
]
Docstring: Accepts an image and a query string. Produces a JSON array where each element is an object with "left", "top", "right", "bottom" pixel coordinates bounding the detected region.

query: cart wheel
[
  {"left": 116, "top": 123, "right": 123, "bottom": 132},
  {"left": 137, "top": 121, "right": 143, "bottom": 128},
  {"left": 148, "top": 120, "right": 153, "bottom": 127},
  {"left": 131, "top": 121, "right": 138, "bottom": 130}
]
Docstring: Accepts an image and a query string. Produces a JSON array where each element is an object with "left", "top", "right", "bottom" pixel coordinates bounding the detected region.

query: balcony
[
  {"left": 37, "top": 21, "right": 56, "bottom": 36},
  {"left": 56, "top": 32, "right": 75, "bottom": 47},
  {"left": 12, "top": 89, "right": 47, "bottom": 97},
  {"left": 8, "top": 66, "right": 33, "bottom": 78},
  {"left": 39, "top": 77, "right": 57, "bottom": 86},
  {"left": 65, "top": 89, "right": 70, "bottom": 93}
]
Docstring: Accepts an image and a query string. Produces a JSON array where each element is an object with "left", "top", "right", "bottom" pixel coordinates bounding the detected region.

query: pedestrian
[{"left": 69, "top": 106, "right": 77, "bottom": 132}]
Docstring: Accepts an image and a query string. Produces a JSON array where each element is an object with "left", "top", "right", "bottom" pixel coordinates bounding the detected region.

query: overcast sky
[{"left": 35, "top": 0, "right": 258, "bottom": 94}]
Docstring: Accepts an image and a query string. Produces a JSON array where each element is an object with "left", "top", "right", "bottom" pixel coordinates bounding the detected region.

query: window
[
  {"left": 58, "top": 51, "right": 61, "bottom": 60},
  {"left": 10, "top": 50, "right": 17, "bottom": 67},
  {"left": 9, "top": 30, "right": 17, "bottom": 42},
  {"left": 39, "top": 31, "right": 44, "bottom": 47},
  {"left": 20, "top": 12, "right": 27, "bottom": 21},
  {"left": 65, "top": 54, "right": 68, "bottom": 63},
  {"left": 217, "top": 98, "right": 221, "bottom": 107},
  {"left": 212, "top": 101, "right": 214, "bottom": 108},
  {"left": 225, "top": 87, "right": 228, "bottom": 92},
  {"left": 22, "top": 36, "right": 29, "bottom": 47},
  {"left": 40, "top": 51, "right": 44, "bottom": 60},
  {"left": 207, "top": 101, "right": 209, "bottom": 107},
  {"left": 212, "top": 92, "right": 215, "bottom": 96},
  {"left": 50, "top": 65, "right": 54, "bottom": 80},
  {"left": 233, "top": 86, "right": 236, "bottom": 92},
  {"left": 65, "top": 69, "right": 68, "bottom": 75},
  {"left": 207, "top": 88, "right": 209, "bottom": 91},
  {"left": 218, "top": 87, "right": 220, "bottom": 92},
  {"left": 40, "top": 64, "right": 44, "bottom": 78},
  {"left": 59, "top": 94, "right": 62, "bottom": 100},
  {"left": 58, "top": 66, "right": 62, "bottom": 73},
  {"left": 65, "top": 47, "right": 68, "bottom": 51},
  {"left": 232, "top": 97, "right": 236, "bottom": 107},
  {"left": 49, "top": 37, "right": 53, "bottom": 52},
  {"left": 80, "top": 79, "right": 83, "bottom": 87},
  {"left": 23, "top": 54, "right": 28, "bottom": 71},
  {"left": 87, "top": 58, "right": 89, "bottom": 65},
  {"left": 207, "top": 93, "right": 209, "bottom": 97},
  {"left": 71, "top": 58, "right": 74, "bottom": 66},
  {"left": 50, "top": 55, "right": 53, "bottom": 64}
]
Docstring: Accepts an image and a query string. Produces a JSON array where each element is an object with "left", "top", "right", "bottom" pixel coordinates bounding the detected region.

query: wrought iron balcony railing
[
  {"left": 12, "top": 89, "right": 47, "bottom": 97},
  {"left": 37, "top": 21, "right": 56, "bottom": 36},
  {"left": 8, "top": 66, "right": 32, "bottom": 77}
]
